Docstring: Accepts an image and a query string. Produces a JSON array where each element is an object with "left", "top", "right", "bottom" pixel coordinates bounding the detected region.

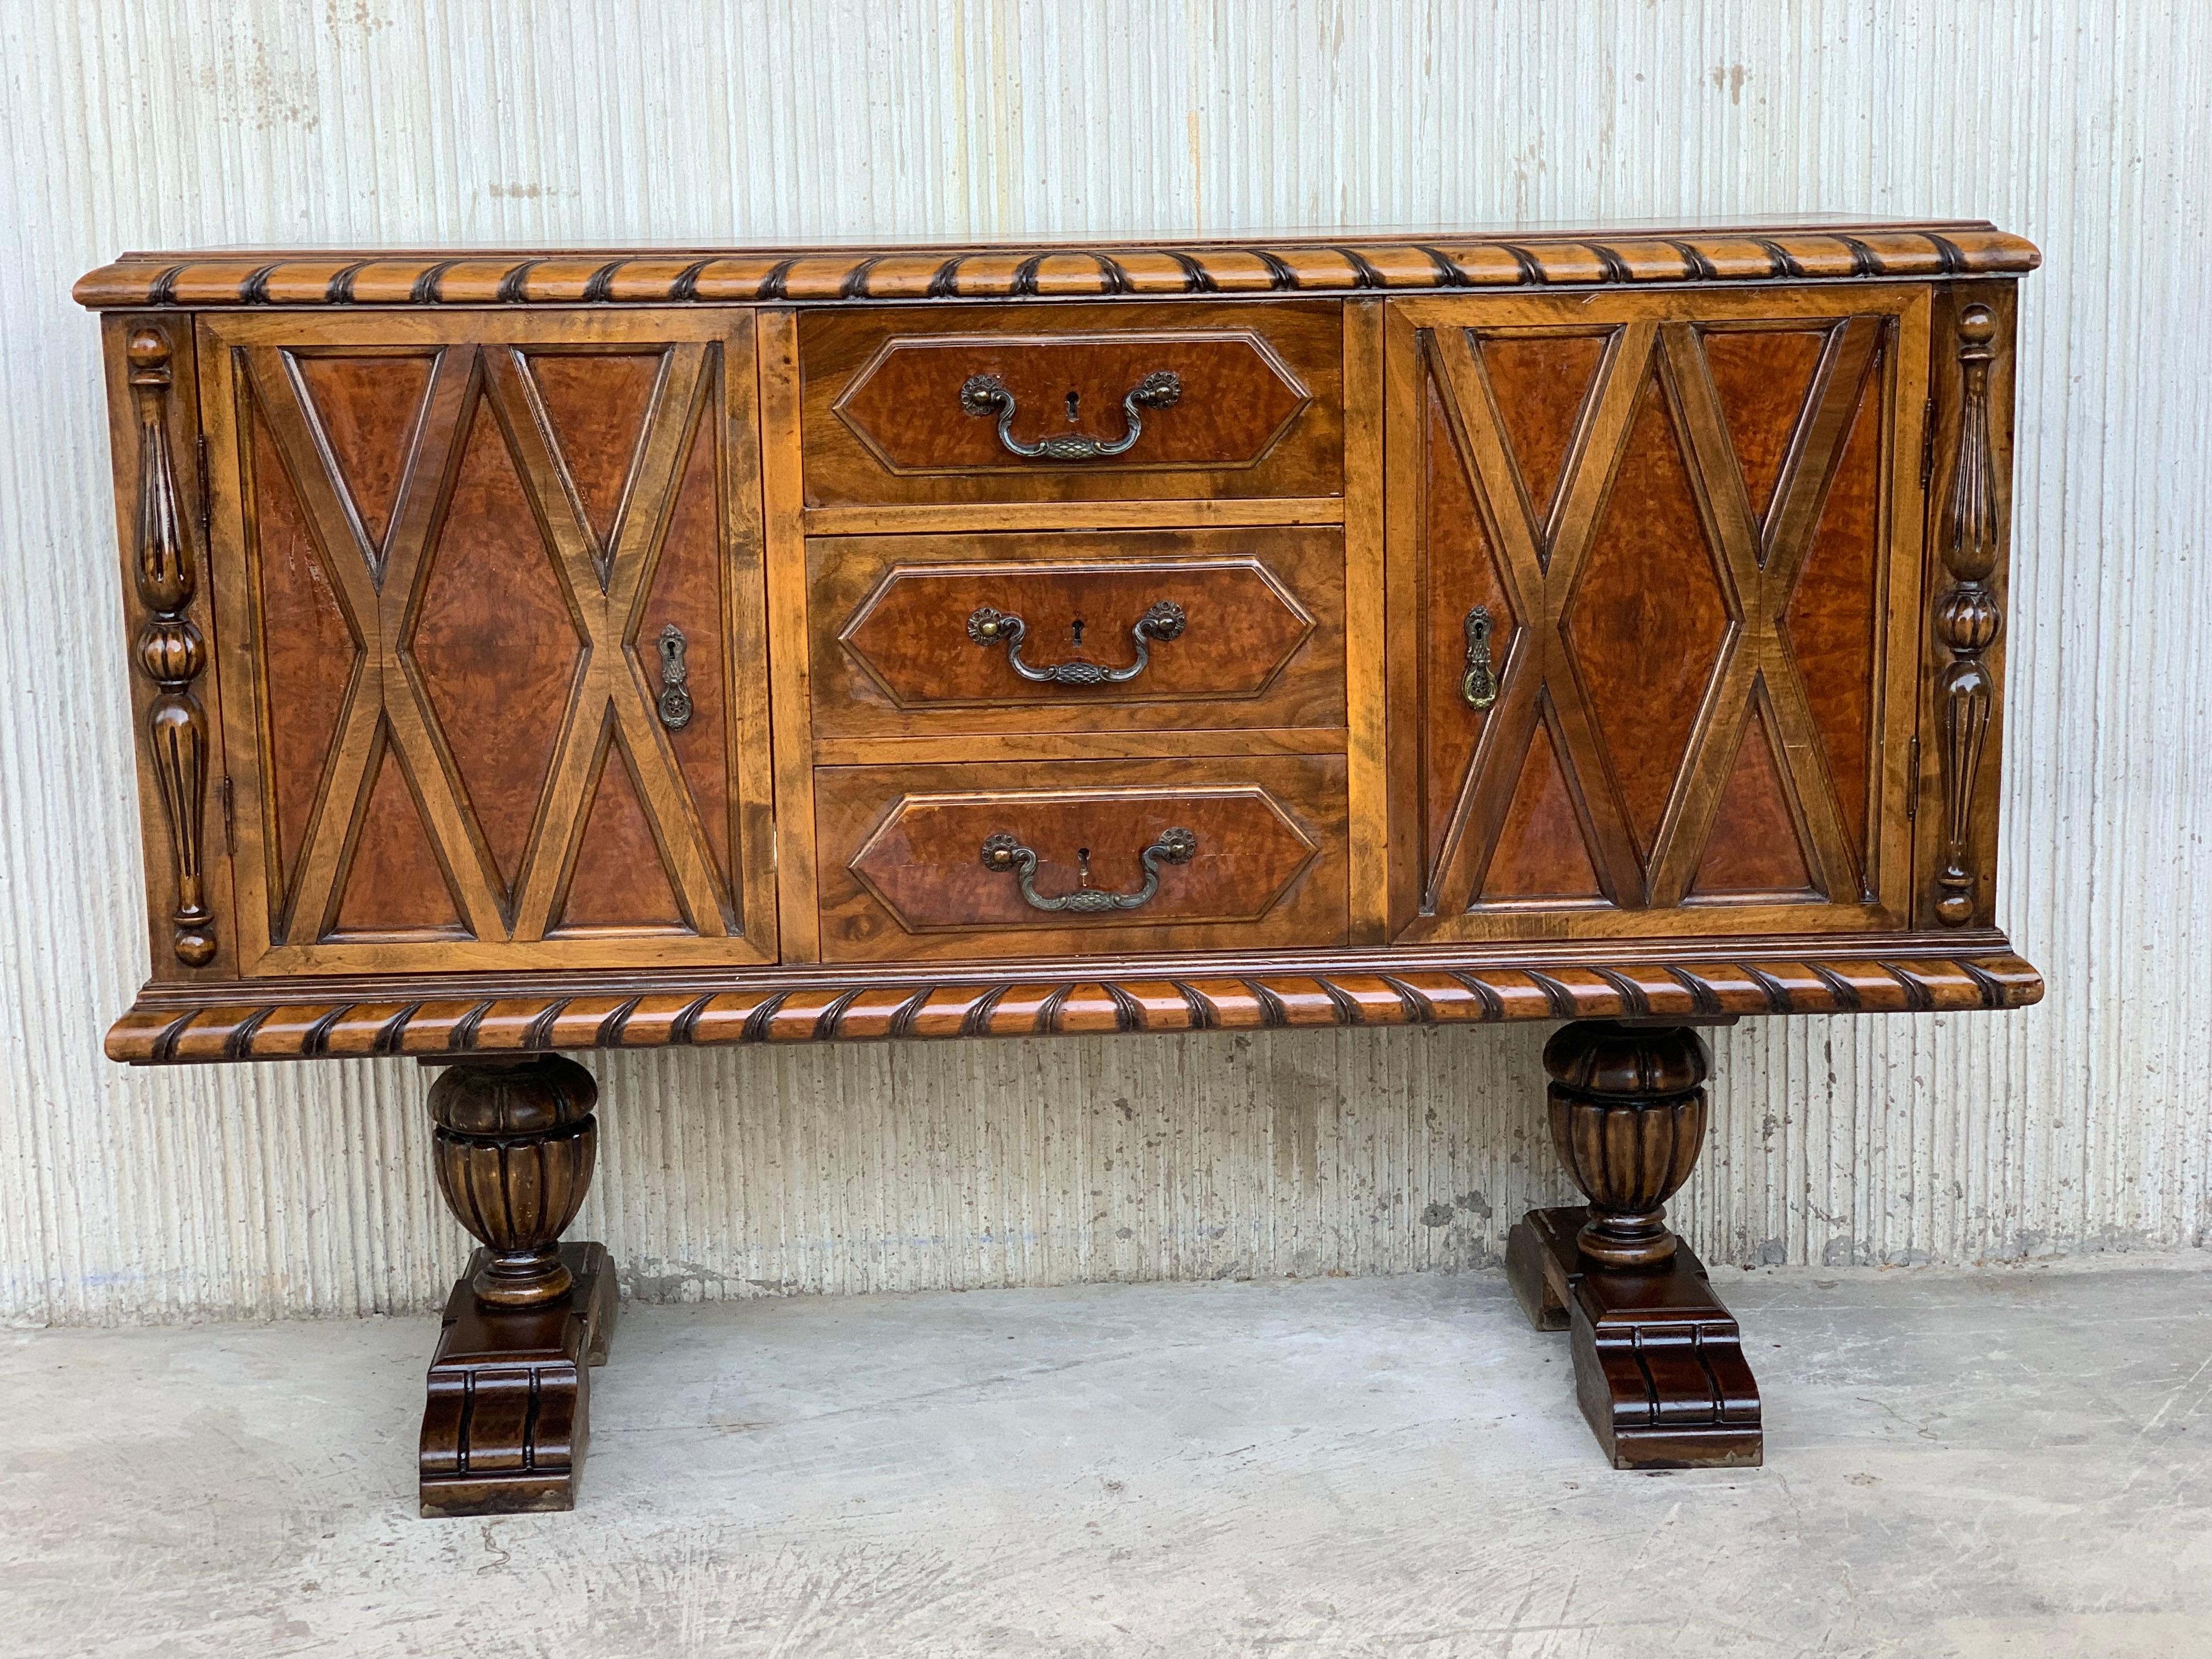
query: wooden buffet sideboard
[{"left": 78, "top": 220, "right": 2042, "bottom": 1515}]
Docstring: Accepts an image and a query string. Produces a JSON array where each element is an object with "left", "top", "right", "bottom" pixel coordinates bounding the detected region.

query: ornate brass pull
[
  {"left": 656, "top": 623, "right": 692, "bottom": 729},
  {"left": 966, "top": 600, "right": 1186, "bottom": 686},
  {"left": 958, "top": 370, "right": 1182, "bottom": 461},
  {"left": 979, "top": 827, "right": 1198, "bottom": 913},
  {"left": 1462, "top": 606, "right": 1497, "bottom": 709}
]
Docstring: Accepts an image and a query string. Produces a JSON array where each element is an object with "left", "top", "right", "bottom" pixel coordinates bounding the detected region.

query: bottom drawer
[{"left": 814, "top": 755, "right": 1347, "bottom": 962}]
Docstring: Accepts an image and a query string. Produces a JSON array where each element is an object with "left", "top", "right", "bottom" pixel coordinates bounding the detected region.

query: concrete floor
[{"left": 3, "top": 1260, "right": 2209, "bottom": 1658}]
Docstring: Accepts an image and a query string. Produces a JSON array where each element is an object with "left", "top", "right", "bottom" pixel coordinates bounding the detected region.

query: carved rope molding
[
  {"left": 127, "top": 326, "right": 216, "bottom": 967},
  {"left": 1934, "top": 304, "right": 2004, "bottom": 925},
  {"left": 72, "top": 226, "right": 2040, "bottom": 309},
  {"left": 105, "top": 952, "right": 2044, "bottom": 1064}
]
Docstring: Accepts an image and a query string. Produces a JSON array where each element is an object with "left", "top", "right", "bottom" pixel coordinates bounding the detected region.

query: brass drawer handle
[
  {"left": 1462, "top": 606, "right": 1497, "bottom": 709},
  {"left": 966, "top": 600, "right": 1186, "bottom": 686},
  {"left": 656, "top": 623, "right": 692, "bottom": 729},
  {"left": 980, "top": 827, "right": 1198, "bottom": 913},
  {"left": 958, "top": 370, "right": 1182, "bottom": 461}
]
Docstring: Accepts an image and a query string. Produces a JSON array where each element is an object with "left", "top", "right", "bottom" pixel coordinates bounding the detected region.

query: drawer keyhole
[
  {"left": 1077, "top": 848, "right": 1093, "bottom": 889},
  {"left": 1065, "top": 390, "right": 1081, "bottom": 424},
  {"left": 1070, "top": 618, "right": 1086, "bottom": 647}
]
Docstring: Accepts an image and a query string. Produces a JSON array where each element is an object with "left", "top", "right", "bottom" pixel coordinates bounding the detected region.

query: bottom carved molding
[
  {"left": 108, "top": 946, "right": 2045, "bottom": 1065},
  {"left": 1506, "top": 1205, "right": 1763, "bottom": 1470},
  {"left": 419, "top": 1240, "right": 618, "bottom": 1518}
]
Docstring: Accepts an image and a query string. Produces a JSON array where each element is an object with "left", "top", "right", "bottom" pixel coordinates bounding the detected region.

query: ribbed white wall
[{"left": 1, "top": 1, "right": 2205, "bottom": 1323}]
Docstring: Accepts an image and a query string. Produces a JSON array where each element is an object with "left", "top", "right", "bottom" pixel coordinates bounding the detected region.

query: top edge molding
[{"left": 75, "top": 222, "right": 2039, "bottom": 310}]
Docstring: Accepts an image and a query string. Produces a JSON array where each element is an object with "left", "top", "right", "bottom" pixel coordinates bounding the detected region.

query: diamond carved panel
[{"left": 1400, "top": 301, "right": 1906, "bottom": 934}]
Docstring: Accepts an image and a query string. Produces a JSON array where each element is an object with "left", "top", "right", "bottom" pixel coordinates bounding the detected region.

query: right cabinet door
[{"left": 1386, "top": 287, "right": 1931, "bottom": 943}]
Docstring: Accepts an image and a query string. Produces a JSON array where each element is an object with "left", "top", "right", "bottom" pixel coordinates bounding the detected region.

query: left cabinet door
[{"left": 200, "top": 311, "right": 777, "bottom": 974}]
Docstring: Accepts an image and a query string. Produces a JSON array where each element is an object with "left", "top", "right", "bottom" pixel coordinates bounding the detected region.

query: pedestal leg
[
  {"left": 417, "top": 1054, "right": 618, "bottom": 1517},
  {"left": 1504, "top": 1022, "right": 1762, "bottom": 1469}
]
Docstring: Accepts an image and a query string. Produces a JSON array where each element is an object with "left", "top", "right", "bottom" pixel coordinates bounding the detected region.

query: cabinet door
[
  {"left": 1385, "top": 288, "right": 1929, "bottom": 942},
  {"left": 200, "top": 311, "right": 775, "bottom": 973}
]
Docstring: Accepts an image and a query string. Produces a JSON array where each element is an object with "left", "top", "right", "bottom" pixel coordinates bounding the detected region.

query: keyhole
[
  {"left": 1065, "top": 390, "right": 1081, "bottom": 424},
  {"left": 1077, "top": 847, "right": 1093, "bottom": 888},
  {"left": 1070, "top": 618, "right": 1086, "bottom": 647}
]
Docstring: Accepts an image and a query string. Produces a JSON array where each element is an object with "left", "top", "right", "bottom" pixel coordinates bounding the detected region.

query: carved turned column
[
  {"left": 419, "top": 1055, "right": 618, "bottom": 1519},
  {"left": 1505, "top": 1020, "right": 1760, "bottom": 1470},
  {"left": 1934, "top": 302, "right": 2004, "bottom": 926},
  {"left": 1545, "top": 1022, "right": 1709, "bottom": 1269},
  {"left": 127, "top": 326, "right": 216, "bottom": 968},
  {"left": 428, "top": 1054, "right": 599, "bottom": 1305}
]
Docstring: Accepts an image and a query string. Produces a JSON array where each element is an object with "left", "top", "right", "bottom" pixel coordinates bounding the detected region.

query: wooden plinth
[
  {"left": 1506, "top": 1205, "right": 1762, "bottom": 1470},
  {"left": 419, "top": 1240, "right": 618, "bottom": 1518}
]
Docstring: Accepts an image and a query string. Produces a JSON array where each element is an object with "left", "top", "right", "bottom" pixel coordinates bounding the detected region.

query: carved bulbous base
[
  {"left": 1508, "top": 1020, "right": 1761, "bottom": 1469},
  {"left": 1543, "top": 1021, "right": 1709, "bottom": 1269},
  {"left": 426, "top": 1053, "right": 598, "bottom": 1307},
  {"left": 419, "top": 1054, "right": 617, "bottom": 1517}
]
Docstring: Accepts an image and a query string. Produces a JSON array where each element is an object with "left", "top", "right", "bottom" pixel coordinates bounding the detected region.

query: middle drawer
[{"left": 806, "top": 526, "right": 1345, "bottom": 743}]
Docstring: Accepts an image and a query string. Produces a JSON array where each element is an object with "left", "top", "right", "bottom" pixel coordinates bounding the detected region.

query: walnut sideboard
[{"left": 78, "top": 220, "right": 2042, "bottom": 1515}]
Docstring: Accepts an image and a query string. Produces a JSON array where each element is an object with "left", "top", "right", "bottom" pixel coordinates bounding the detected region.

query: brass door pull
[
  {"left": 959, "top": 370, "right": 1182, "bottom": 461},
  {"left": 967, "top": 600, "right": 1186, "bottom": 685},
  {"left": 1462, "top": 606, "right": 1497, "bottom": 709},
  {"left": 656, "top": 623, "right": 692, "bottom": 729},
  {"left": 979, "top": 827, "right": 1198, "bottom": 913}
]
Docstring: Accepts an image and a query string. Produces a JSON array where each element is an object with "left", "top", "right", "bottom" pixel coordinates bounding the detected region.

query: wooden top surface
[{"left": 75, "top": 219, "right": 2038, "bottom": 309}]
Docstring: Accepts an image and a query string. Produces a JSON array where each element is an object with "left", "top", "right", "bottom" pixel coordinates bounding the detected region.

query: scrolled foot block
[
  {"left": 1507, "top": 1205, "right": 1762, "bottom": 1470},
  {"left": 419, "top": 1240, "right": 618, "bottom": 1517}
]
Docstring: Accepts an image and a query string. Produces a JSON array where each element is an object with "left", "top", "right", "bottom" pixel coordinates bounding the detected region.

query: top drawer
[{"left": 798, "top": 301, "right": 1344, "bottom": 508}]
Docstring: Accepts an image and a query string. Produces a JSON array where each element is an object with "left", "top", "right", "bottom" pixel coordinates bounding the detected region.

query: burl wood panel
[
  {"left": 814, "top": 755, "right": 1348, "bottom": 962},
  {"left": 799, "top": 302, "right": 1344, "bottom": 507},
  {"left": 1386, "top": 287, "right": 1929, "bottom": 943},
  {"left": 198, "top": 312, "right": 778, "bottom": 975},
  {"left": 808, "top": 527, "right": 1344, "bottom": 743}
]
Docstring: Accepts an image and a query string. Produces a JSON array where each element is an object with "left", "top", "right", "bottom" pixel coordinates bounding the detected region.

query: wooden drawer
[
  {"left": 808, "top": 527, "right": 1345, "bottom": 742},
  {"left": 814, "top": 756, "right": 1347, "bottom": 961},
  {"left": 798, "top": 302, "right": 1343, "bottom": 507}
]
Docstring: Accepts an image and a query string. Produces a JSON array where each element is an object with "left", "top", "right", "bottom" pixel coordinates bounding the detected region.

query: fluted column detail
[
  {"left": 427, "top": 1055, "right": 599, "bottom": 1306},
  {"left": 1544, "top": 1022, "right": 1711, "bottom": 1268}
]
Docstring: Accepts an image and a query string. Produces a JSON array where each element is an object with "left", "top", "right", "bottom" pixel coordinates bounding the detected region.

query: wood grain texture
[
  {"left": 1340, "top": 300, "right": 1390, "bottom": 945},
  {"left": 75, "top": 223, "right": 2039, "bottom": 310},
  {"left": 800, "top": 301, "right": 1342, "bottom": 506},
  {"left": 104, "top": 945, "right": 2042, "bottom": 1064},
  {"left": 757, "top": 309, "right": 821, "bottom": 960},
  {"left": 809, "top": 528, "right": 1342, "bottom": 743}
]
